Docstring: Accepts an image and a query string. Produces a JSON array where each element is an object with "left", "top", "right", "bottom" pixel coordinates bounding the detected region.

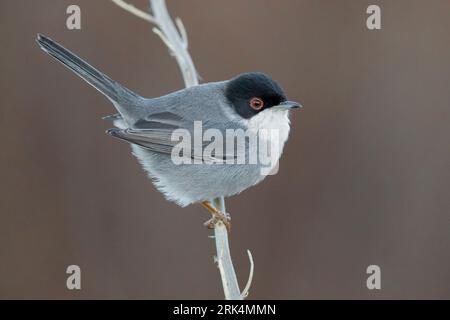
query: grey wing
[
  {"left": 107, "top": 127, "right": 179, "bottom": 155},
  {"left": 106, "top": 111, "right": 187, "bottom": 155},
  {"left": 106, "top": 111, "right": 236, "bottom": 162}
]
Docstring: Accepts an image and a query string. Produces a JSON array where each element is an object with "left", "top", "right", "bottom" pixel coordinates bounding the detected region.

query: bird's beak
[{"left": 277, "top": 100, "right": 303, "bottom": 109}]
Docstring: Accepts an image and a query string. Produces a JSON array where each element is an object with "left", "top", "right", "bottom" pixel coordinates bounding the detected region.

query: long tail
[{"left": 36, "top": 34, "right": 143, "bottom": 122}]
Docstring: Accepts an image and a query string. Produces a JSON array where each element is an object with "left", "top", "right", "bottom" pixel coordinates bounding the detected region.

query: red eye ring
[{"left": 249, "top": 97, "right": 264, "bottom": 110}]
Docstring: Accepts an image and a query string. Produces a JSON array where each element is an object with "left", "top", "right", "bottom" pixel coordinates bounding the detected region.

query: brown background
[{"left": 1, "top": 0, "right": 449, "bottom": 299}]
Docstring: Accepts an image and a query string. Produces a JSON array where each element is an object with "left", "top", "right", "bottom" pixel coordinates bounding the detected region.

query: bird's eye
[{"left": 249, "top": 97, "right": 264, "bottom": 110}]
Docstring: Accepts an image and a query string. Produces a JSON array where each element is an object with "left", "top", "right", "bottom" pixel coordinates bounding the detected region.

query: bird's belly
[{"left": 131, "top": 145, "right": 268, "bottom": 207}]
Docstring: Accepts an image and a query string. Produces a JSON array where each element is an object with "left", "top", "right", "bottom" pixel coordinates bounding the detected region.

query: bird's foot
[
  {"left": 203, "top": 211, "right": 231, "bottom": 232},
  {"left": 201, "top": 201, "right": 232, "bottom": 232}
]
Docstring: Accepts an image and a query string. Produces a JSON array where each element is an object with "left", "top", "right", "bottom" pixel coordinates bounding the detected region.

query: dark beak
[{"left": 278, "top": 100, "right": 303, "bottom": 109}]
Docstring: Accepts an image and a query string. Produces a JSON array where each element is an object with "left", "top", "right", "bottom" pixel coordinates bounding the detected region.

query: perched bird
[{"left": 36, "top": 34, "right": 302, "bottom": 229}]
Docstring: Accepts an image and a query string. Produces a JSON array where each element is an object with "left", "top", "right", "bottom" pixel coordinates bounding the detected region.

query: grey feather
[
  {"left": 36, "top": 34, "right": 146, "bottom": 125},
  {"left": 102, "top": 113, "right": 122, "bottom": 121}
]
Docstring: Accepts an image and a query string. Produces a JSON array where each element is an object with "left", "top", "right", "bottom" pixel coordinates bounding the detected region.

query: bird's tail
[{"left": 36, "top": 34, "right": 143, "bottom": 120}]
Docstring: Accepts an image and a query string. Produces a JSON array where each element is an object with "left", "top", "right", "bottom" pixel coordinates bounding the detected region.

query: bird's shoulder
[{"left": 141, "top": 81, "right": 242, "bottom": 128}]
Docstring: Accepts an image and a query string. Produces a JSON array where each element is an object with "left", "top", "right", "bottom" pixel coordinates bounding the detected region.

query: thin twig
[
  {"left": 213, "top": 223, "right": 242, "bottom": 299},
  {"left": 241, "top": 250, "right": 254, "bottom": 298},
  {"left": 152, "top": 27, "right": 176, "bottom": 54},
  {"left": 212, "top": 197, "right": 242, "bottom": 300},
  {"left": 111, "top": 0, "right": 157, "bottom": 24},
  {"left": 149, "top": 0, "right": 198, "bottom": 87},
  {"left": 175, "top": 17, "right": 188, "bottom": 49}
]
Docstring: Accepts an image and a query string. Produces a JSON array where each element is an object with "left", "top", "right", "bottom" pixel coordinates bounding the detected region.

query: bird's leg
[{"left": 201, "top": 201, "right": 231, "bottom": 232}]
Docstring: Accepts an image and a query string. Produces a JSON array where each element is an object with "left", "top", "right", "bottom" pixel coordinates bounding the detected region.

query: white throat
[
  {"left": 245, "top": 108, "right": 291, "bottom": 169},
  {"left": 246, "top": 108, "right": 291, "bottom": 142}
]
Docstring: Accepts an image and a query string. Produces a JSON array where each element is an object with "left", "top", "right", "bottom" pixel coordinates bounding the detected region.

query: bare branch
[
  {"left": 152, "top": 27, "right": 176, "bottom": 54},
  {"left": 149, "top": 0, "right": 198, "bottom": 87},
  {"left": 212, "top": 197, "right": 242, "bottom": 300},
  {"left": 241, "top": 250, "right": 255, "bottom": 298},
  {"left": 175, "top": 17, "right": 189, "bottom": 49},
  {"left": 213, "top": 222, "right": 242, "bottom": 299},
  {"left": 111, "top": 0, "right": 157, "bottom": 24}
]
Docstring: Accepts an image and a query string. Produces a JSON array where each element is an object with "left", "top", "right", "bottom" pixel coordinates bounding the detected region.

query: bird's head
[{"left": 225, "top": 72, "right": 302, "bottom": 119}]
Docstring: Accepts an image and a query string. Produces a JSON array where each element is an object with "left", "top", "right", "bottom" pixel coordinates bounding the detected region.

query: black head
[{"left": 225, "top": 72, "right": 293, "bottom": 119}]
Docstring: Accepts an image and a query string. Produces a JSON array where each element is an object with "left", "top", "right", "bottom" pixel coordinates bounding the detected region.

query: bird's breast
[{"left": 245, "top": 108, "right": 291, "bottom": 152}]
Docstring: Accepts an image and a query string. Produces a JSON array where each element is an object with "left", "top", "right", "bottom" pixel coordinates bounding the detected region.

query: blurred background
[{"left": 1, "top": 0, "right": 449, "bottom": 299}]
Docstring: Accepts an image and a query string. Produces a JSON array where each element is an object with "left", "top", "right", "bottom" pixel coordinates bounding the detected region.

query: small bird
[{"left": 36, "top": 34, "right": 302, "bottom": 229}]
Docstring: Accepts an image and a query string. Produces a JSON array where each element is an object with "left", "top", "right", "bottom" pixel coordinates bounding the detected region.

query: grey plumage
[{"left": 36, "top": 34, "right": 297, "bottom": 206}]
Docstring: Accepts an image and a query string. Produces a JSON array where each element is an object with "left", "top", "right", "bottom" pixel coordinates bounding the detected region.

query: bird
[{"left": 36, "top": 34, "right": 302, "bottom": 230}]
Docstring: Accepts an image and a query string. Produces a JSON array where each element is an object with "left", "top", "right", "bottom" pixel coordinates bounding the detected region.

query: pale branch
[
  {"left": 175, "top": 17, "right": 188, "bottom": 49},
  {"left": 241, "top": 250, "right": 255, "bottom": 299},
  {"left": 211, "top": 197, "right": 242, "bottom": 300},
  {"left": 149, "top": 0, "right": 198, "bottom": 87},
  {"left": 152, "top": 27, "right": 176, "bottom": 54},
  {"left": 111, "top": 0, "right": 156, "bottom": 24},
  {"left": 111, "top": 0, "right": 254, "bottom": 300}
]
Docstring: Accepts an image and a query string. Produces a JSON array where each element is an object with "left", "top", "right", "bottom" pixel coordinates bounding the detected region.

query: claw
[
  {"left": 201, "top": 201, "right": 232, "bottom": 232},
  {"left": 203, "top": 211, "right": 231, "bottom": 232}
]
